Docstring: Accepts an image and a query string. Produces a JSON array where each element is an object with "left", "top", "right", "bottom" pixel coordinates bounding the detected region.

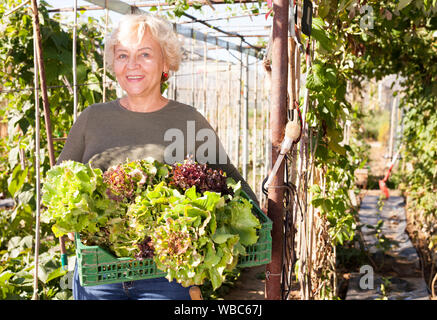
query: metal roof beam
[{"left": 85, "top": 0, "right": 263, "bottom": 58}]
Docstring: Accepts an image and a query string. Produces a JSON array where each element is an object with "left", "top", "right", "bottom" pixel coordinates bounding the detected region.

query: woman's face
[{"left": 113, "top": 29, "right": 167, "bottom": 99}]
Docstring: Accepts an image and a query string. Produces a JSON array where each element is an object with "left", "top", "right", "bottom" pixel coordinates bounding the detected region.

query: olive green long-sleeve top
[{"left": 56, "top": 98, "right": 258, "bottom": 203}]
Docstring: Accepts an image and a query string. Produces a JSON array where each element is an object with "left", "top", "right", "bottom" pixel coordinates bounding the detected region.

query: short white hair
[{"left": 104, "top": 13, "right": 182, "bottom": 77}]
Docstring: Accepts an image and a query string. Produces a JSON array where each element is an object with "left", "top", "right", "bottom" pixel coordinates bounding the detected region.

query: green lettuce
[
  {"left": 41, "top": 159, "right": 262, "bottom": 291},
  {"left": 216, "top": 196, "right": 261, "bottom": 246},
  {"left": 41, "top": 160, "right": 117, "bottom": 237}
]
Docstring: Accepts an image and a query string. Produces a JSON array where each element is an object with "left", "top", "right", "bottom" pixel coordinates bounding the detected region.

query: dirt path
[
  {"left": 367, "top": 140, "right": 388, "bottom": 178},
  {"left": 345, "top": 194, "right": 429, "bottom": 300},
  {"left": 346, "top": 139, "right": 430, "bottom": 300},
  {"left": 223, "top": 266, "right": 266, "bottom": 300}
]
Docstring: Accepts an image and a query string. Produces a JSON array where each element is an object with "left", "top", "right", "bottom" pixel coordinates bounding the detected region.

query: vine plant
[
  {"left": 290, "top": 0, "right": 436, "bottom": 299},
  {"left": 311, "top": 0, "right": 437, "bottom": 297},
  {"left": 0, "top": 0, "right": 116, "bottom": 299}
]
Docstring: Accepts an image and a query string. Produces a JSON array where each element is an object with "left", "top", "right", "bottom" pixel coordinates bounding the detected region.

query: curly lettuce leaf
[
  {"left": 41, "top": 160, "right": 116, "bottom": 237},
  {"left": 216, "top": 196, "right": 261, "bottom": 246}
]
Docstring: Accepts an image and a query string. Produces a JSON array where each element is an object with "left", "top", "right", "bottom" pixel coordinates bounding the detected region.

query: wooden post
[
  {"left": 265, "top": 0, "right": 289, "bottom": 300},
  {"left": 30, "top": 0, "right": 55, "bottom": 167}
]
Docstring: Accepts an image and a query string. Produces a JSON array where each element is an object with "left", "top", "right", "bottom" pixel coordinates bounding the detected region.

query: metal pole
[
  {"left": 295, "top": 43, "right": 301, "bottom": 99},
  {"left": 202, "top": 33, "right": 207, "bottom": 117},
  {"left": 102, "top": 0, "right": 109, "bottom": 103},
  {"left": 266, "top": 0, "right": 288, "bottom": 300},
  {"left": 226, "top": 62, "right": 232, "bottom": 158},
  {"left": 388, "top": 96, "right": 398, "bottom": 159},
  {"left": 32, "top": 23, "right": 41, "bottom": 302},
  {"left": 191, "top": 29, "right": 195, "bottom": 107},
  {"left": 236, "top": 40, "right": 243, "bottom": 170},
  {"left": 260, "top": 72, "right": 266, "bottom": 206},
  {"left": 288, "top": 38, "right": 296, "bottom": 104},
  {"left": 242, "top": 52, "right": 249, "bottom": 180},
  {"left": 253, "top": 59, "right": 258, "bottom": 195},
  {"left": 296, "top": 39, "right": 313, "bottom": 300},
  {"left": 215, "top": 38, "right": 219, "bottom": 132},
  {"left": 73, "top": 0, "right": 78, "bottom": 121}
]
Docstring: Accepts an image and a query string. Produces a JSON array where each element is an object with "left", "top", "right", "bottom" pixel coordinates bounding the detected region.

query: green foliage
[
  {"left": 200, "top": 267, "right": 241, "bottom": 300},
  {"left": 360, "top": 108, "right": 390, "bottom": 142},
  {"left": 152, "top": 188, "right": 244, "bottom": 290},
  {"left": 41, "top": 161, "right": 118, "bottom": 237},
  {"left": 330, "top": 0, "right": 437, "bottom": 249},
  {"left": 400, "top": 95, "right": 437, "bottom": 226},
  {"left": 0, "top": 0, "right": 116, "bottom": 299},
  {"left": 305, "top": 21, "right": 362, "bottom": 249},
  {"left": 310, "top": 0, "right": 437, "bottom": 298}
]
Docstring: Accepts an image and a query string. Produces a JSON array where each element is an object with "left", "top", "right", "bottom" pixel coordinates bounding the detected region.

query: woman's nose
[{"left": 127, "top": 56, "right": 138, "bottom": 69}]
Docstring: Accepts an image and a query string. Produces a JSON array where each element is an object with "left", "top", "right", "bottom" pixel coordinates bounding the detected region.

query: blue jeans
[{"left": 73, "top": 263, "right": 191, "bottom": 300}]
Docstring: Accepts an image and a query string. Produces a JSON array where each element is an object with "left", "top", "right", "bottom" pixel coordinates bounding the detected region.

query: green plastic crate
[
  {"left": 75, "top": 191, "right": 272, "bottom": 287},
  {"left": 75, "top": 234, "right": 166, "bottom": 287},
  {"left": 237, "top": 192, "right": 272, "bottom": 267}
]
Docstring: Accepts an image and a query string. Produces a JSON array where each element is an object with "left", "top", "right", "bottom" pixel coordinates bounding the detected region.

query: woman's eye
[
  {"left": 117, "top": 54, "right": 127, "bottom": 59},
  {"left": 141, "top": 53, "right": 149, "bottom": 58}
]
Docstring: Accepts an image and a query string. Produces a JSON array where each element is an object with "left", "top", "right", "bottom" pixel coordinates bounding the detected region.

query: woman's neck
[{"left": 120, "top": 94, "right": 169, "bottom": 113}]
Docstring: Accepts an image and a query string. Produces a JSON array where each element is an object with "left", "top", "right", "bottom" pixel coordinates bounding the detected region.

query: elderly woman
[{"left": 57, "top": 13, "right": 258, "bottom": 300}]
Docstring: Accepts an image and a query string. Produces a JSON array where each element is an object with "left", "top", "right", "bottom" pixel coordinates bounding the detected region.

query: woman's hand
[{"left": 67, "top": 232, "right": 75, "bottom": 241}]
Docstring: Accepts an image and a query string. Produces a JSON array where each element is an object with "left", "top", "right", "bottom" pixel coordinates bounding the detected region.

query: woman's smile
[{"left": 126, "top": 75, "right": 145, "bottom": 81}]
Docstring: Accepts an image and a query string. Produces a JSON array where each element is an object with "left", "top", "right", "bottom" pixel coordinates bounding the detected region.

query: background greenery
[
  {"left": 0, "top": 0, "right": 436, "bottom": 299},
  {"left": 0, "top": 0, "right": 116, "bottom": 299}
]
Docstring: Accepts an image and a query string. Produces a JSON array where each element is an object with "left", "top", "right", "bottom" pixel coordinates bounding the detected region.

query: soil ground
[
  {"left": 367, "top": 140, "right": 389, "bottom": 177},
  {"left": 223, "top": 266, "right": 266, "bottom": 300}
]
